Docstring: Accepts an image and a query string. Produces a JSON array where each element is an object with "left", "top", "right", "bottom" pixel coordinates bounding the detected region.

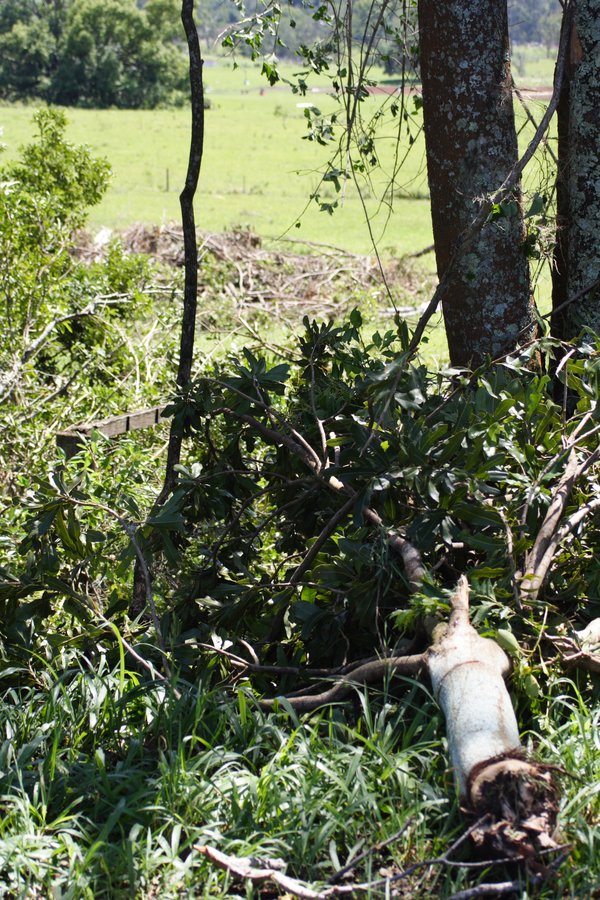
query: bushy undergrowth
[
  {"left": 2, "top": 313, "right": 600, "bottom": 895},
  {"left": 1, "top": 109, "right": 600, "bottom": 898},
  {"left": 0, "top": 109, "right": 180, "bottom": 492}
]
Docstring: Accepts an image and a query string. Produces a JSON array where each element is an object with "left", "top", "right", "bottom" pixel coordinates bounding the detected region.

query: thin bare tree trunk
[
  {"left": 161, "top": 0, "right": 204, "bottom": 497},
  {"left": 131, "top": 0, "right": 204, "bottom": 614},
  {"left": 418, "top": 0, "right": 534, "bottom": 368}
]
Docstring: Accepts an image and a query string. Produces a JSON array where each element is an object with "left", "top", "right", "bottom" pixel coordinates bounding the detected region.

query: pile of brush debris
[{"left": 74, "top": 224, "right": 432, "bottom": 320}]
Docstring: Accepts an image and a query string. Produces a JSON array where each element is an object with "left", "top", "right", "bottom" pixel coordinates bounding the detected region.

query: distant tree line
[
  {"left": 0, "top": 0, "right": 188, "bottom": 108},
  {"left": 508, "top": 0, "right": 562, "bottom": 48},
  {"left": 0, "top": 0, "right": 562, "bottom": 108}
]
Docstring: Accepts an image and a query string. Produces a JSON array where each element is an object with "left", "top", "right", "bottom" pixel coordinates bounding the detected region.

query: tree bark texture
[
  {"left": 552, "top": 1, "right": 600, "bottom": 340},
  {"left": 418, "top": 0, "right": 534, "bottom": 368}
]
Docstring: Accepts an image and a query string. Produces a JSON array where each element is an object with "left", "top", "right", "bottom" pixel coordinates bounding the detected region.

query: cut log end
[{"left": 468, "top": 755, "right": 560, "bottom": 862}]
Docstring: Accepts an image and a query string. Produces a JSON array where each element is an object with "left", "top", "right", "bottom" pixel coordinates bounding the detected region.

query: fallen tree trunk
[
  {"left": 258, "top": 575, "right": 560, "bottom": 863},
  {"left": 428, "top": 576, "right": 521, "bottom": 802},
  {"left": 428, "top": 577, "right": 559, "bottom": 860}
]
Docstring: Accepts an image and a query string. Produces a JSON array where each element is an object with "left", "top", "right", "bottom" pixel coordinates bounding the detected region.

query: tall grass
[
  {"left": 1, "top": 646, "right": 598, "bottom": 898},
  {"left": 0, "top": 651, "right": 449, "bottom": 897}
]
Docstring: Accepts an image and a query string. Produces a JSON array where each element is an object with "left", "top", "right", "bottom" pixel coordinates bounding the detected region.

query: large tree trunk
[
  {"left": 418, "top": 0, "right": 534, "bottom": 368},
  {"left": 552, "top": 1, "right": 600, "bottom": 341}
]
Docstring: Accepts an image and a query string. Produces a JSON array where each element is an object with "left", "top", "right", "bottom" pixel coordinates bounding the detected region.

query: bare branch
[
  {"left": 196, "top": 816, "right": 545, "bottom": 898},
  {"left": 258, "top": 652, "right": 425, "bottom": 712},
  {"left": 521, "top": 447, "right": 600, "bottom": 602},
  {"left": 0, "top": 294, "right": 133, "bottom": 403},
  {"left": 160, "top": 0, "right": 205, "bottom": 497}
]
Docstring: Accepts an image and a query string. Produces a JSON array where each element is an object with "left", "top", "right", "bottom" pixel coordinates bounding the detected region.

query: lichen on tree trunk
[
  {"left": 552, "top": 2, "right": 600, "bottom": 340},
  {"left": 418, "top": 0, "right": 535, "bottom": 368}
]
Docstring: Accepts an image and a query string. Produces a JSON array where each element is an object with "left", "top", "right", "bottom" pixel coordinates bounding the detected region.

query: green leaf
[
  {"left": 350, "top": 308, "right": 362, "bottom": 328},
  {"left": 495, "top": 628, "right": 521, "bottom": 657}
]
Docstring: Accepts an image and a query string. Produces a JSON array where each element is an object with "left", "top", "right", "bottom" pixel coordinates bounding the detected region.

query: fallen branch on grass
[
  {"left": 428, "top": 577, "right": 559, "bottom": 861},
  {"left": 258, "top": 652, "right": 425, "bottom": 712},
  {"left": 196, "top": 814, "right": 567, "bottom": 898}
]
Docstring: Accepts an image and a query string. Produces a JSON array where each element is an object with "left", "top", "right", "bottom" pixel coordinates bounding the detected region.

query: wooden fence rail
[{"left": 57, "top": 406, "right": 167, "bottom": 458}]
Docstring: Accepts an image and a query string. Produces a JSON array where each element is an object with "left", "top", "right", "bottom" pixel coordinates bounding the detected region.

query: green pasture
[
  {"left": 1, "top": 54, "right": 556, "bottom": 255},
  {"left": 512, "top": 41, "right": 558, "bottom": 85},
  {"left": 0, "top": 51, "right": 556, "bottom": 365},
  {"left": 0, "top": 59, "right": 432, "bottom": 257},
  {"left": 0, "top": 53, "right": 556, "bottom": 260}
]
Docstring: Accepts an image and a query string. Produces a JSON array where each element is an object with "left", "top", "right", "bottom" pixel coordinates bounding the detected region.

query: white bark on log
[{"left": 427, "top": 576, "right": 521, "bottom": 799}]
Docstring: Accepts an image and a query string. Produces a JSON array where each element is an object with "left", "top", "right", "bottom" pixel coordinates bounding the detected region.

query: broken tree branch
[
  {"left": 257, "top": 652, "right": 425, "bottom": 712},
  {"left": 260, "top": 576, "right": 561, "bottom": 863},
  {"left": 521, "top": 446, "right": 600, "bottom": 602},
  {"left": 196, "top": 814, "right": 561, "bottom": 898},
  {"left": 548, "top": 617, "right": 600, "bottom": 674},
  {"left": 427, "top": 576, "right": 520, "bottom": 801}
]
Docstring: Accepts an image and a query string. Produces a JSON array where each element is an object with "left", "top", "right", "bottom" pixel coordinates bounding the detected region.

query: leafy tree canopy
[{"left": 0, "top": 0, "right": 188, "bottom": 107}]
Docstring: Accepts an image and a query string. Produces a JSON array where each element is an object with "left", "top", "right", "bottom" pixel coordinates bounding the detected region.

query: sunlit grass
[
  {"left": 0, "top": 59, "right": 432, "bottom": 257},
  {"left": 0, "top": 644, "right": 598, "bottom": 897},
  {"left": 0, "top": 50, "right": 558, "bottom": 370},
  {"left": 0, "top": 651, "right": 452, "bottom": 897}
]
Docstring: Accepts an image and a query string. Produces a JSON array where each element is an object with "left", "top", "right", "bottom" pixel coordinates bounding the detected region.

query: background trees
[
  {"left": 0, "top": 0, "right": 563, "bottom": 107},
  {"left": 508, "top": 0, "right": 561, "bottom": 45},
  {"left": 0, "top": 0, "right": 187, "bottom": 107}
]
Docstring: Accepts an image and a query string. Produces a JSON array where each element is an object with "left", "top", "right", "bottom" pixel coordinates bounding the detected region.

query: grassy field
[
  {"left": 512, "top": 42, "right": 558, "bottom": 85},
  {"left": 0, "top": 49, "right": 557, "bottom": 367},
  {"left": 0, "top": 48, "right": 551, "bottom": 255},
  {"left": 0, "top": 59, "right": 433, "bottom": 257},
  {"left": 1, "top": 49, "right": 556, "bottom": 258}
]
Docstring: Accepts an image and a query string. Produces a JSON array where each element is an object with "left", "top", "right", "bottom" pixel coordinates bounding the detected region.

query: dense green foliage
[
  {"left": 2, "top": 306, "right": 600, "bottom": 895},
  {"left": 0, "top": 0, "right": 187, "bottom": 107},
  {"left": 9, "top": 314, "right": 600, "bottom": 669},
  {"left": 0, "top": 89, "right": 599, "bottom": 899},
  {"left": 0, "top": 109, "right": 179, "bottom": 486}
]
